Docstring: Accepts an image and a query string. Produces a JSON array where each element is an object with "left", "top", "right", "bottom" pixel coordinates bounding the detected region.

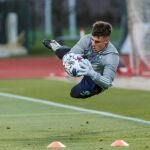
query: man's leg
[
  {"left": 70, "top": 76, "right": 103, "bottom": 99},
  {"left": 43, "top": 40, "right": 70, "bottom": 59},
  {"left": 55, "top": 48, "right": 70, "bottom": 59}
]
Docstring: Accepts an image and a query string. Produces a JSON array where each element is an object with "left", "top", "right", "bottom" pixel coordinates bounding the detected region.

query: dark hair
[{"left": 92, "top": 21, "right": 112, "bottom": 37}]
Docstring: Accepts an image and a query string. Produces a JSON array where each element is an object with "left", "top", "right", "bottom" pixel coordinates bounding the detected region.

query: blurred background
[
  {"left": 0, "top": 0, "right": 150, "bottom": 79},
  {"left": 0, "top": 0, "right": 127, "bottom": 51}
]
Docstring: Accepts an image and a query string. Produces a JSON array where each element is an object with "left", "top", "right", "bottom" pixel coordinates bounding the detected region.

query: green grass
[
  {"left": 0, "top": 78, "right": 149, "bottom": 150},
  {"left": 0, "top": 79, "right": 149, "bottom": 120},
  {"left": 0, "top": 96, "right": 149, "bottom": 150}
]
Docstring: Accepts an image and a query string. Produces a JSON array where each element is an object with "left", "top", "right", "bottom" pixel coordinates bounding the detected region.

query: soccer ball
[{"left": 62, "top": 53, "right": 84, "bottom": 77}]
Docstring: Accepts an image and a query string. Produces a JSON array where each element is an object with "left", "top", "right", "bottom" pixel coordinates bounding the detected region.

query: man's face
[{"left": 91, "top": 36, "right": 109, "bottom": 52}]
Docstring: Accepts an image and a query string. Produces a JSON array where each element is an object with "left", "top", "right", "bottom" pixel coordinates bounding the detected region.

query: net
[{"left": 127, "top": 0, "right": 150, "bottom": 76}]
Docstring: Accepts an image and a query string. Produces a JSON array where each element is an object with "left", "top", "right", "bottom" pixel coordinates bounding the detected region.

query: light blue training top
[{"left": 70, "top": 34, "right": 119, "bottom": 90}]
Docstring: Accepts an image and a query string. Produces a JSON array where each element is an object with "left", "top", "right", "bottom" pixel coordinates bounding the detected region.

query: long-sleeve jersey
[{"left": 70, "top": 34, "right": 119, "bottom": 89}]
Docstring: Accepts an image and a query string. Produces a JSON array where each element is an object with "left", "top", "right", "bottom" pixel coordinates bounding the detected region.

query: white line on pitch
[{"left": 0, "top": 92, "right": 149, "bottom": 125}]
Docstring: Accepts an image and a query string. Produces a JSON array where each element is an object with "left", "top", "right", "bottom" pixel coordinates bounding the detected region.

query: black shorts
[{"left": 70, "top": 76, "right": 103, "bottom": 99}]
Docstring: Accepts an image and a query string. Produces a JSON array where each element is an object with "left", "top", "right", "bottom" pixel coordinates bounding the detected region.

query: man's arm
[
  {"left": 79, "top": 53, "right": 119, "bottom": 89},
  {"left": 95, "top": 53, "right": 119, "bottom": 88}
]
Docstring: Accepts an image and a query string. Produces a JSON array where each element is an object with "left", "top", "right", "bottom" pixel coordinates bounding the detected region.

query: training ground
[{"left": 0, "top": 56, "right": 149, "bottom": 150}]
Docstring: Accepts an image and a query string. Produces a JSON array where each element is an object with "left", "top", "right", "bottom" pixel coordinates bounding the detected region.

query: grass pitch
[{"left": 0, "top": 78, "right": 149, "bottom": 150}]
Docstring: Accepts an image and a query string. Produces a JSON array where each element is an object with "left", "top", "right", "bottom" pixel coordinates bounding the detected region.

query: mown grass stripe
[{"left": 0, "top": 92, "right": 149, "bottom": 125}]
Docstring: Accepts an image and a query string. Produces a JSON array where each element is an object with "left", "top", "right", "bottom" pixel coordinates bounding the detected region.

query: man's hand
[{"left": 78, "top": 59, "right": 98, "bottom": 79}]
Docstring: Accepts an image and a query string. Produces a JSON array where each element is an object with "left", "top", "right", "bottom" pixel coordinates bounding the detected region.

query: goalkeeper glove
[{"left": 78, "top": 59, "right": 98, "bottom": 80}]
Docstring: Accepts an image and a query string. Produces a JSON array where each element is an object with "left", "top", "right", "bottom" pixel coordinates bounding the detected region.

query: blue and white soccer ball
[{"left": 62, "top": 53, "right": 84, "bottom": 77}]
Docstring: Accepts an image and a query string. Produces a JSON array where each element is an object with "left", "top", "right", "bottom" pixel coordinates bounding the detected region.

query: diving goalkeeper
[{"left": 43, "top": 21, "right": 119, "bottom": 99}]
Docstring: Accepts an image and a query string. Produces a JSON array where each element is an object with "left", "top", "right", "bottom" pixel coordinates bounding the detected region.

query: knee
[
  {"left": 70, "top": 88, "right": 90, "bottom": 99},
  {"left": 70, "top": 88, "right": 80, "bottom": 98},
  {"left": 70, "top": 88, "right": 85, "bottom": 99}
]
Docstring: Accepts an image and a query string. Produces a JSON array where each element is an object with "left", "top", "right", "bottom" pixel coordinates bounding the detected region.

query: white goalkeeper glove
[{"left": 78, "top": 59, "right": 98, "bottom": 80}]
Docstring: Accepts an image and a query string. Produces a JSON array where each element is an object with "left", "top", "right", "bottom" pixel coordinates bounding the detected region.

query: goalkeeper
[{"left": 43, "top": 21, "right": 119, "bottom": 99}]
